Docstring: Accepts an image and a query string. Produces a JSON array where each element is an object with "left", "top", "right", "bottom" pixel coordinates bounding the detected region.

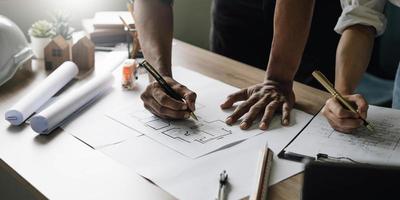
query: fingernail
[
  {"left": 220, "top": 103, "right": 227, "bottom": 109},
  {"left": 185, "top": 113, "right": 190, "bottom": 119},
  {"left": 240, "top": 122, "right": 248, "bottom": 130},
  {"left": 259, "top": 122, "right": 267, "bottom": 130},
  {"left": 225, "top": 117, "right": 233, "bottom": 125},
  {"left": 283, "top": 119, "right": 289, "bottom": 126}
]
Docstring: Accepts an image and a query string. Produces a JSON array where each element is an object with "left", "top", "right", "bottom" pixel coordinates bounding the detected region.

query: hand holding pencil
[
  {"left": 140, "top": 61, "right": 198, "bottom": 120},
  {"left": 313, "top": 71, "right": 374, "bottom": 134},
  {"left": 322, "top": 94, "right": 370, "bottom": 133}
]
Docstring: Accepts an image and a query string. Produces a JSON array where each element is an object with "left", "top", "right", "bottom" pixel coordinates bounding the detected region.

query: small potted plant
[
  {"left": 28, "top": 20, "right": 54, "bottom": 59},
  {"left": 52, "top": 11, "right": 74, "bottom": 43}
]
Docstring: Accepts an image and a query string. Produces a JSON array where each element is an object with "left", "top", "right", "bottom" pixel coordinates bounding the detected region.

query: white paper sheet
[
  {"left": 60, "top": 63, "right": 146, "bottom": 148},
  {"left": 61, "top": 66, "right": 221, "bottom": 149},
  {"left": 286, "top": 105, "right": 400, "bottom": 165},
  {"left": 99, "top": 66, "right": 312, "bottom": 199},
  {"left": 30, "top": 73, "right": 114, "bottom": 134},
  {"left": 107, "top": 75, "right": 266, "bottom": 158},
  {"left": 107, "top": 106, "right": 264, "bottom": 159},
  {"left": 101, "top": 109, "right": 311, "bottom": 200},
  {"left": 5, "top": 61, "right": 78, "bottom": 125}
]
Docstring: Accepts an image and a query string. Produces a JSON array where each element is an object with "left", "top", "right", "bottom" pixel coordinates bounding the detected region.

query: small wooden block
[
  {"left": 44, "top": 35, "right": 70, "bottom": 71},
  {"left": 72, "top": 36, "right": 95, "bottom": 73}
]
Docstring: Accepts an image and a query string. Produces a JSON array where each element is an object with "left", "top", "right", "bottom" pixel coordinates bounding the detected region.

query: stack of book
[{"left": 82, "top": 11, "right": 135, "bottom": 46}]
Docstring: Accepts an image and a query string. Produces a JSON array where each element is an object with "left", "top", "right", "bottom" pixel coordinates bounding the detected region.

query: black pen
[{"left": 139, "top": 60, "right": 198, "bottom": 120}]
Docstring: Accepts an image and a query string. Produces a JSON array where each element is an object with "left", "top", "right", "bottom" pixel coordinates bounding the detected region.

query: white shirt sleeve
[{"left": 334, "top": 0, "right": 387, "bottom": 36}]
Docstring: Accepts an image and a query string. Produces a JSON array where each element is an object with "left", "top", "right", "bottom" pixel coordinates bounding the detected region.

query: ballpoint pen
[
  {"left": 218, "top": 170, "right": 228, "bottom": 200},
  {"left": 312, "top": 70, "right": 374, "bottom": 132},
  {"left": 139, "top": 60, "right": 198, "bottom": 120}
]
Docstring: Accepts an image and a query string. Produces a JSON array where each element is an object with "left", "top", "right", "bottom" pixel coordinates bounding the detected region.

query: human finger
[
  {"left": 184, "top": 91, "right": 197, "bottom": 112},
  {"left": 152, "top": 88, "right": 188, "bottom": 110},
  {"left": 259, "top": 100, "right": 280, "bottom": 130},
  {"left": 225, "top": 96, "right": 259, "bottom": 125},
  {"left": 240, "top": 97, "right": 270, "bottom": 130},
  {"left": 171, "top": 83, "right": 197, "bottom": 111},
  {"left": 220, "top": 89, "right": 248, "bottom": 109},
  {"left": 145, "top": 96, "right": 190, "bottom": 119},
  {"left": 326, "top": 98, "right": 358, "bottom": 119},
  {"left": 281, "top": 101, "right": 292, "bottom": 126},
  {"left": 324, "top": 108, "right": 363, "bottom": 131},
  {"left": 346, "top": 94, "right": 369, "bottom": 119}
]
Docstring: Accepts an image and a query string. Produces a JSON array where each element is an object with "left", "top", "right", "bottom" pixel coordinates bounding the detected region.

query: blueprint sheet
[
  {"left": 102, "top": 109, "right": 312, "bottom": 200},
  {"left": 101, "top": 66, "right": 313, "bottom": 199},
  {"left": 107, "top": 70, "right": 265, "bottom": 158},
  {"left": 286, "top": 105, "right": 400, "bottom": 165}
]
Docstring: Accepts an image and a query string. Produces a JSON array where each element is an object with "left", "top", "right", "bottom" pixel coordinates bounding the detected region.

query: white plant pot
[{"left": 30, "top": 36, "right": 51, "bottom": 59}]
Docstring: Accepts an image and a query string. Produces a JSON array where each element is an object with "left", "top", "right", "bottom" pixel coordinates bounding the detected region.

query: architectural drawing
[
  {"left": 307, "top": 116, "right": 400, "bottom": 152},
  {"left": 161, "top": 121, "right": 232, "bottom": 144},
  {"left": 286, "top": 105, "right": 400, "bottom": 165},
  {"left": 130, "top": 111, "right": 170, "bottom": 130},
  {"left": 108, "top": 102, "right": 264, "bottom": 158},
  {"left": 130, "top": 108, "right": 233, "bottom": 144}
]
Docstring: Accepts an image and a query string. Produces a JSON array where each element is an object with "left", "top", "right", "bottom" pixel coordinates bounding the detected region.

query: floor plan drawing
[
  {"left": 301, "top": 115, "right": 400, "bottom": 153},
  {"left": 105, "top": 68, "right": 267, "bottom": 158},
  {"left": 161, "top": 120, "right": 232, "bottom": 144},
  {"left": 108, "top": 104, "right": 264, "bottom": 158},
  {"left": 286, "top": 105, "right": 400, "bottom": 165},
  {"left": 129, "top": 108, "right": 234, "bottom": 144}
]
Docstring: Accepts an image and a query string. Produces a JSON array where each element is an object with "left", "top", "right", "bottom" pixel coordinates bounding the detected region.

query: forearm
[
  {"left": 134, "top": 0, "right": 173, "bottom": 77},
  {"left": 266, "top": 0, "right": 315, "bottom": 83},
  {"left": 335, "top": 25, "right": 375, "bottom": 95}
]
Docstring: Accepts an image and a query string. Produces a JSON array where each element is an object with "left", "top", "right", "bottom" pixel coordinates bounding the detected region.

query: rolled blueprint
[
  {"left": 30, "top": 73, "right": 114, "bottom": 134},
  {"left": 5, "top": 61, "right": 79, "bottom": 125}
]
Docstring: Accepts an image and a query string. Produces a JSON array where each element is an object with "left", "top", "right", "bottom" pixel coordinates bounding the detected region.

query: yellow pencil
[{"left": 312, "top": 70, "right": 374, "bottom": 132}]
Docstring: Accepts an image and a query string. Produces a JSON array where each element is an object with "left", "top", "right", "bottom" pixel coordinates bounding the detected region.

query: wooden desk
[
  {"left": 171, "top": 39, "right": 330, "bottom": 200},
  {"left": 0, "top": 39, "right": 329, "bottom": 199},
  {"left": 0, "top": 57, "right": 175, "bottom": 200}
]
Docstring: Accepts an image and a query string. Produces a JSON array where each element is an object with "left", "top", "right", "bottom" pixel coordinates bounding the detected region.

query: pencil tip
[{"left": 191, "top": 113, "right": 198, "bottom": 121}]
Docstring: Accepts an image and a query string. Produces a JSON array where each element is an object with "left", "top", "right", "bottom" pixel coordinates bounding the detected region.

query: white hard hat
[{"left": 0, "top": 15, "right": 33, "bottom": 87}]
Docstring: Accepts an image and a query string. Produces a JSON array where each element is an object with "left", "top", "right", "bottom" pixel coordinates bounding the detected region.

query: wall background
[
  {"left": 0, "top": 0, "right": 212, "bottom": 49},
  {"left": 173, "top": 0, "right": 212, "bottom": 49}
]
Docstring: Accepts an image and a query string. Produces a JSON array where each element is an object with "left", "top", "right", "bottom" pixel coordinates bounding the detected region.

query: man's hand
[
  {"left": 220, "top": 80, "right": 295, "bottom": 130},
  {"left": 322, "top": 94, "right": 368, "bottom": 133},
  {"left": 141, "top": 77, "right": 197, "bottom": 119}
]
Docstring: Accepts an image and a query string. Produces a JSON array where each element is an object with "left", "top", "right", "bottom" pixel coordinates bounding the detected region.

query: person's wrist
[
  {"left": 159, "top": 68, "right": 172, "bottom": 77},
  {"left": 264, "top": 72, "right": 294, "bottom": 89},
  {"left": 262, "top": 78, "right": 294, "bottom": 94},
  {"left": 335, "top": 84, "right": 354, "bottom": 95},
  {"left": 263, "top": 78, "right": 293, "bottom": 87},
  {"left": 265, "top": 58, "right": 297, "bottom": 84},
  {"left": 143, "top": 56, "right": 172, "bottom": 77}
]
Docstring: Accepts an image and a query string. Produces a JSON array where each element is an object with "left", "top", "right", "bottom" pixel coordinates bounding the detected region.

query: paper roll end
[
  {"left": 30, "top": 115, "right": 49, "bottom": 134},
  {"left": 62, "top": 61, "right": 79, "bottom": 75},
  {"left": 5, "top": 110, "right": 24, "bottom": 126}
]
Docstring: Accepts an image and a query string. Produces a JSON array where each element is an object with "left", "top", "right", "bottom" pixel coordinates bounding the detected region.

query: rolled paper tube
[
  {"left": 5, "top": 61, "right": 79, "bottom": 125},
  {"left": 30, "top": 73, "right": 114, "bottom": 134}
]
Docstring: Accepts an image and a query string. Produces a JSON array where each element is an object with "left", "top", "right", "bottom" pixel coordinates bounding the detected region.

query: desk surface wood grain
[{"left": 171, "top": 40, "right": 330, "bottom": 200}]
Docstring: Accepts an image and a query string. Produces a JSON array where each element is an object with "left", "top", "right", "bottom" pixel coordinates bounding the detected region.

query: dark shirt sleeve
[{"left": 160, "top": 0, "right": 173, "bottom": 5}]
